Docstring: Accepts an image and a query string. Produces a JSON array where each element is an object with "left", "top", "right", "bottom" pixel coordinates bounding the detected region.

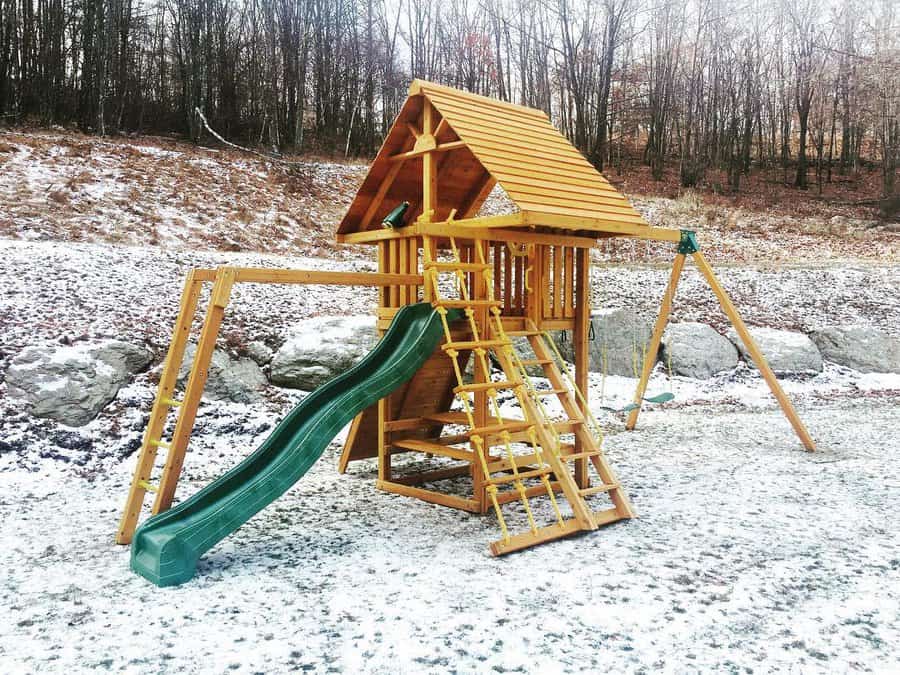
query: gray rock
[
  {"left": 178, "top": 344, "right": 267, "bottom": 403},
  {"left": 246, "top": 340, "right": 274, "bottom": 366},
  {"left": 5, "top": 340, "right": 152, "bottom": 426},
  {"left": 270, "top": 315, "right": 378, "bottom": 390},
  {"left": 810, "top": 325, "right": 900, "bottom": 373},
  {"left": 661, "top": 323, "right": 739, "bottom": 379},
  {"left": 542, "top": 311, "right": 652, "bottom": 376},
  {"left": 726, "top": 327, "right": 823, "bottom": 375}
]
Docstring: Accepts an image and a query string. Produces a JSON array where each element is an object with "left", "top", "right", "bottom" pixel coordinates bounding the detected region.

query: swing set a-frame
[{"left": 118, "top": 80, "right": 814, "bottom": 573}]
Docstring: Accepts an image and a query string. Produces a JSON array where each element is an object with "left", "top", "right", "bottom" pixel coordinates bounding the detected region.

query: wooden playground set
[{"left": 117, "top": 81, "right": 815, "bottom": 584}]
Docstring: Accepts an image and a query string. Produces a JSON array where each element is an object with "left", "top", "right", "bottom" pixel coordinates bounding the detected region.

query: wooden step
[
  {"left": 561, "top": 450, "right": 602, "bottom": 462},
  {"left": 438, "top": 299, "right": 503, "bottom": 309},
  {"left": 442, "top": 339, "right": 510, "bottom": 351},
  {"left": 505, "top": 330, "right": 542, "bottom": 337},
  {"left": 392, "top": 439, "right": 474, "bottom": 463},
  {"left": 454, "top": 380, "right": 521, "bottom": 393},
  {"left": 518, "top": 358, "right": 552, "bottom": 367},
  {"left": 489, "top": 467, "right": 552, "bottom": 486},
  {"left": 486, "top": 452, "right": 543, "bottom": 473},
  {"left": 425, "top": 262, "right": 491, "bottom": 271},
  {"left": 533, "top": 388, "right": 569, "bottom": 396},
  {"left": 580, "top": 483, "right": 619, "bottom": 497},
  {"left": 470, "top": 421, "right": 533, "bottom": 437}
]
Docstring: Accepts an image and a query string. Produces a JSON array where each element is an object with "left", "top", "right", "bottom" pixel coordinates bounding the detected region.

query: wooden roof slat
[{"left": 338, "top": 79, "right": 654, "bottom": 236}]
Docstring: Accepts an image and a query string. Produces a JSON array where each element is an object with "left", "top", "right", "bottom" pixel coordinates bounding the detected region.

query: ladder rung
[
  {"left": 470, "top": 421, "right": 533, "bottom": 437},
  {"left": 425, "top": 262, "right": 491, "bottom": 271},
  {"left": 137, "top": 480, "right": 158, "bottom": 493},
  {"left": 562, "top": 450, "right": 602, "bottom": 462},
  {"left": 161, "top": 397, "right": 182, "bottom": 407},
  {"left": 442, "top": 339, "right": 510, "bottom": 351},
  {"left": 424, "top": 411, "right": 499, "bottom": 426},
  {"left": 533, "top": 388, "right": 569, "bottom": 396},
  {"left": 490, "top": 467, "right": 552, "bottom": 486},
  {"left": 454, "top": 380, "right": 522, "bottom": 393},
  {"left": 518, "top": 359, "right": 552, "bottom": 367},
  {"left": 392, "top": 439, "right": 474, "bottom": 462},
  {"left": 505, "top": 330, "right": 542, "bottom": 337},
  {"left": 580, "top": 483, "right": 619, "bottom": 497},
  {"left": 487, "top": 453, "right": 542, "bottom": 473},
  {"left": 149, "top": 439, "right": 171, "bottom": 449},
  {"left": 438, "top": 300, "right": 503, "bottom": 308}
]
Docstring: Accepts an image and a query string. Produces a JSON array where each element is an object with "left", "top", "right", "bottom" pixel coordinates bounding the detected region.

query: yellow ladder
[{"left": 422, "top": 235, "right": 631, "bottom": 555}]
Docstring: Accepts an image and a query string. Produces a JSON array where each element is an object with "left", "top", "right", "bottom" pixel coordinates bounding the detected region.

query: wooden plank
[
  {"left": 564, "top": 247, "right": 575, "bottom": 319},
  {"left": 390, "top": 465, "right": 471, "bottom": 486},
  {"left": 389, "top": 140, "right": 466, "bottom": 161},
  {"left": 626, "top": 254, "right": 685, "bottom": 432},
  {"left": 421, "top": 100, "right": 438, "bottom": 222},
  {"left": 377, "top": 479, "right": 481, "bottom": 512},
  {"left": 417, "top": 81, "right": 548, "bottom": 120},
  {"left": 152, "top": 267, "right": 235, "bottom": 513},
  {"left": 552, "top": 245, "right": 563, "bottom": 319},
  {"left": 692, "top": 251, "right": 816, "bottom": 450},
  {"left": 573, "top": 248, "right": 590, "bottom": 488}
]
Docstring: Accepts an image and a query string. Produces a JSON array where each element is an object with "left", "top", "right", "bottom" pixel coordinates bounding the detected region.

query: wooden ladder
[
  {"left": 116, "top": 268, "right": 236, "bottom": 544},
  {"left": 423, "top": 235, "right": 633, "bottom": 555}
]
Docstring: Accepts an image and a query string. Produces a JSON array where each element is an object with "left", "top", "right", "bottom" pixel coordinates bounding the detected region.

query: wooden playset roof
[{"left": 337, "top": 80, "right": 657, "bottom": 239}]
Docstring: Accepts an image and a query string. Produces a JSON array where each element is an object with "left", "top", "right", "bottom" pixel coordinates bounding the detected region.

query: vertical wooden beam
[
  {"left": 692, "top": 251, "right": 816, "bottom": 451},
  {"left": 552, "top": 246, "right": 563, "bottom": 319},
  {"left": 421, "top": 100, "right": 437, "bottom": 222},
  {"left": 153, "top": 267, "right": 236, "bottom": 513},
  {"left": 573, "top": 248, "right": 591, "bottom": 488},
  {"left": 116, "top": 271, "right": 203, "bottom": 544},
  {"left": 564, "top": 247, "right": 575, "bottom": 318},
  {"left": 378, "top": 397, "right": 392, "bottom": 481},
  {"left": 626, "top": 254, "right": 685, "bottom": 431},
  {"left": 472, "top": 239, "right": 490, "bottom": 512}
]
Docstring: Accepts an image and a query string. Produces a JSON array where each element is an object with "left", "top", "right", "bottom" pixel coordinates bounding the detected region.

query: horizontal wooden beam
[
  {"left": 519, "top": 211, "right": 682, "bottom": 242},
  {"left": 389, "top": 140, "right": 466, "bottom": 162},
  {"left": 192, "top": 267, "right": 423, "bottom": 287}
]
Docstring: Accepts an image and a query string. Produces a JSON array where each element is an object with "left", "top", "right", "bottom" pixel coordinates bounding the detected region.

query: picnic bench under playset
[{"left": 116, "top": 80, "right": 815, "bottom": 587}]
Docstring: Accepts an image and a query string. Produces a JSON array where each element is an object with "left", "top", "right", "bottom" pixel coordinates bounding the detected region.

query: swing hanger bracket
[{"left": 677, "top": 230, "right": 700, "bottom": 255}]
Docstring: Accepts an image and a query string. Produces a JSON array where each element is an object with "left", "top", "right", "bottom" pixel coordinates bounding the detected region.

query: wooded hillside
[{"left": 1, "top": 0, "right": 898, "bottom": 202}]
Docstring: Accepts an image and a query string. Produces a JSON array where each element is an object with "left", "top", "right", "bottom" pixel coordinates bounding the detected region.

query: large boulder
[
  {"left": 270, "top": 315, "right": 378, "bottom": 390},
  {"left": 549, "top": 310, "right": 653, "bottom": 376},
  {"left": 726, "top": 327, "right": 823, "bottom": 375},
  {"left": 178, "top": 344, "right": 267, "bottom": 403},
  {"left": 5, "top": 340, "right": 152, "bottom": 426},
  {"left": 810, "top": 325, "right": 900, "bottom": 373},
  {"left": 661, "top": 323, "right": 739, "bottom": 379}
]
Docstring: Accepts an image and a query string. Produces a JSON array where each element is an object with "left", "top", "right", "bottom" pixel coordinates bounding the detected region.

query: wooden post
[
  {"left": 472, "top": 239, "right": 489, "bottom": 512},
  {"left": 152, "top": 267, "right": 236, "bottom": 512},
  {"left": 116, "top": 271, "right": 203, "bottom": 544},
  {"left": 572, "top": 247, "right": 590, "bottom": 488},
  {"left": 692, "top": 251, "right": 816, "bottom": 451},
  {"left": 626, "top": 253, "right": 686, "bottom": 431},
  {"left": 421, "top": 101, "right": 437, "bottom": 223}
]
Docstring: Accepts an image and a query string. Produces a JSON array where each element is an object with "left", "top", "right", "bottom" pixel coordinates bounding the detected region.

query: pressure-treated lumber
[
  {"left": 116, "top": 271, "right": 203, "bottom": 544},
  {"left": 691, "top": 251, "right": 816, "bottom": 451},
  {"left": 626, "top": 253, "right": 686, "bottom": 431}
]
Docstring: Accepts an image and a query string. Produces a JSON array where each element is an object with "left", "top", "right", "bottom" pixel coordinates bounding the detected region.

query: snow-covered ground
[{"left": 1, "top": 131, "right": 899, "bottom": 672}]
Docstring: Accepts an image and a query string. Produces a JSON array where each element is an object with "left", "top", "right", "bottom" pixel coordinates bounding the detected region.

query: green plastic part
[
  {"left": 643, "top": 392, "right": 675, "bottom": 404},
  {"left": 131, "top": 302, "right": 461, "bottom": 587},
  {"left": 677, "top": 230, "right": 699, "bottom": 255},
  {"left": 382, "top": 201, "right": 410, "bottom": 228}
]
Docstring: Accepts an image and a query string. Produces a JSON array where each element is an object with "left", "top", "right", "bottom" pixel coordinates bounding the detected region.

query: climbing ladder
[
  {"left": 422, "top": 235, "right": 634, "bottom": 555},
  {"left": 116, "top": 268, "right": 236, "bottom": 544}
]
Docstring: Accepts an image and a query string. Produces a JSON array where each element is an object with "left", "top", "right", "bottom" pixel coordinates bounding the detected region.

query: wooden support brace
[
  {"left": 626, "top": 253, "right": 686, "bottom": 431},
  {"left": 691, "top": 251, "right": 816, "bottom": 451},
  {"left": 152, "top": 267, "right": 236, "bottom": 513},
  {"left": 116, "top": 271, "right": 203, "bottom": 544}
]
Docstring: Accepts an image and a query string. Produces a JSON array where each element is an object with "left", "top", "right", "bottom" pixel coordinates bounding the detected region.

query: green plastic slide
[{"left": 131, "top": 302, "right": 460, "bottom": 587}]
